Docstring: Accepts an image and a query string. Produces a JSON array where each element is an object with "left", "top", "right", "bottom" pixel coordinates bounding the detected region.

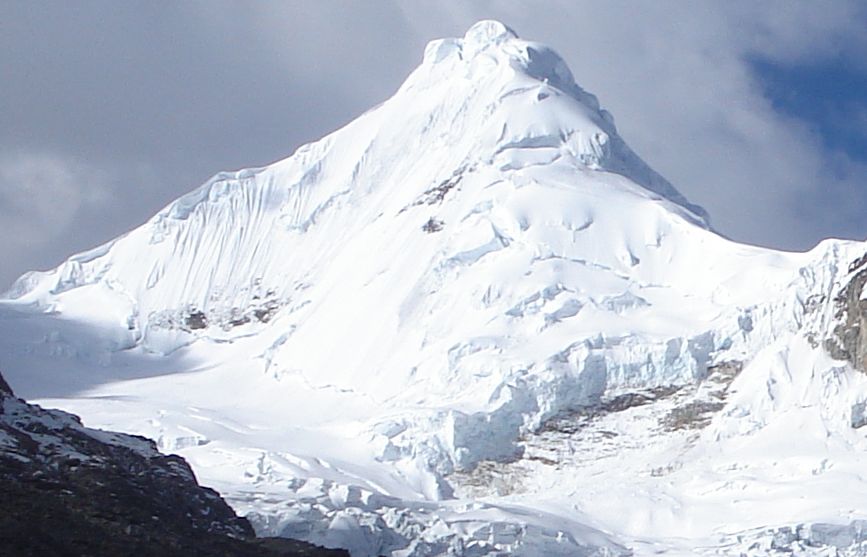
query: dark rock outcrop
[
  {"left": 0, "top": 371, "right": 347, "bottom": 557},
  {"left": 825, "top": 253, "right": 867, "bottom": 372}
]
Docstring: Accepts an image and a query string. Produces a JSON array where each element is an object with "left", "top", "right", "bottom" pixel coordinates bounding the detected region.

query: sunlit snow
[{"left": 3, "top": 20, "right": 867, "bottom": 556}]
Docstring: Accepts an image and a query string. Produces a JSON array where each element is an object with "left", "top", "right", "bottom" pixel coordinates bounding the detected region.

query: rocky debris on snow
[
  {"left": 539, "top": 385, "right": 682, "bottom": 436},
  {"left": 153, "top": 295, "right": 287, "bottom": 334},
  {"left": 451, "top": 360, "right": 744, "bottom": 497},
  {"left": 414, "top": 166, "right": 468, "bottom": 207},
  {"left": 659, "top": 361, "right": 741, "bottom": 431},
  {"left": 659, "top": 400, "right": 725, "bottom": 431},
  {"left": 421, "top": 217, "right": 445, "bottom": 233}
]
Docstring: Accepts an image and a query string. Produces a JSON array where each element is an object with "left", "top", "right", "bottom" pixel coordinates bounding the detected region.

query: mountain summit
[
  {"left": 3, "top": 21, "right": 867, "bottom": 557},
  {"left": 6, "top": 21, "right": 705, "bottom": 319}
]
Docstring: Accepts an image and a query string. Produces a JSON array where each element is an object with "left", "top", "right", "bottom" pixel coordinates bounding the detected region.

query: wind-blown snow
[{"left": 3, "top": 20, "right": 867, "bottom": 556}]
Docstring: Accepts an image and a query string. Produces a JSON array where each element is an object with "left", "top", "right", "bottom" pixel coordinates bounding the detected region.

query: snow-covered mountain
[{"left": 4, "top": 20, "right": 867, "bottom": 556}]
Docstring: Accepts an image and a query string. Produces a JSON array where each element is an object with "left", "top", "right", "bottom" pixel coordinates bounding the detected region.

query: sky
[{"left": 2, "top": 1, "right": 867, "bottom": 289}]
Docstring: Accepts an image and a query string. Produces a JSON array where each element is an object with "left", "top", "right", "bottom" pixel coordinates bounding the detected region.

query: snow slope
[{"left": 3, "top": 20, "right": 867, "bottom": 556}]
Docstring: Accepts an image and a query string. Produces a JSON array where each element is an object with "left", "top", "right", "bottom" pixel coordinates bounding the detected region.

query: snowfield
[{"left": 4, "top": 20, "right": 867, "bottom": 556}]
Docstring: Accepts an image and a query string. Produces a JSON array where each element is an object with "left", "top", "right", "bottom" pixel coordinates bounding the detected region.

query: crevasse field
[{"left": 4, "top": 21, "right": 867, "bottom": 556}]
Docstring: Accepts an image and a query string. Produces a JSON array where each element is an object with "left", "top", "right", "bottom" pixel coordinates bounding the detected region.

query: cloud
[
  {"left": 0, "top": 152, "right": 110, "bottom": 241},
  {"left": 0, "top": 151, "right": 161, "bottom": 287}
]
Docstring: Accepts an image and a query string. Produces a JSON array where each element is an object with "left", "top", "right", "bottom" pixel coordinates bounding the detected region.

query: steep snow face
[
  {"left": 3, "top": 20, "right": 867, "bottom": 557},
  {"left": 6, "top": 22, "right": 704, "bottom": 322}
]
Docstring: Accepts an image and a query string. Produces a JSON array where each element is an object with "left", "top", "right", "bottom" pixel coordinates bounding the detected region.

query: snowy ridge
[{"left": 3, "top": 20, "right": 867, "bottom": 556}]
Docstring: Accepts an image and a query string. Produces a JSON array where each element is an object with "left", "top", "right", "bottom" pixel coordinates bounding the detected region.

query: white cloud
[
  {"left": 0, "top": 152, "right": 111, "bottom": 239},
  {"left": 0, "top": 152, "right": 115, "bottom": 283}
]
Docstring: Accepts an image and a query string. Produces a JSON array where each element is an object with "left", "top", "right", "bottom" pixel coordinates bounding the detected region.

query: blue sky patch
[{"left": 751, "top": 57, "right": 867, "bottom": 163}]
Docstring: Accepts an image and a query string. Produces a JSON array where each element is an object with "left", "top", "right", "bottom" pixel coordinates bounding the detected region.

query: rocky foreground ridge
[{"left": 0, "top": 371, "right": 347, "bottom": 557}]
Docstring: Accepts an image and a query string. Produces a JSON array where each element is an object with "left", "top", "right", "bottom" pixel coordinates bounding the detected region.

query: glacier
[{"left": 3, "top": 20, "right": 867, "bottom": 556}]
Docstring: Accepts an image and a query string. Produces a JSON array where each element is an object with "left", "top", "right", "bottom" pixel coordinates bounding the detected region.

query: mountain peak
[
  {"left": 424, "top": 20, "right": 517, "bottom": 64},
  {"left": 4, "top": 20, "right": 709, "bottom": 312},
  {"left": 417, "top": 21, "right": 707, "bottom": 224},
  {"left": 423, "top": 19, "right": 576, "bottom": 91},
  {"left": 463, "top": 19, "right": 518, "bottom": 49}
]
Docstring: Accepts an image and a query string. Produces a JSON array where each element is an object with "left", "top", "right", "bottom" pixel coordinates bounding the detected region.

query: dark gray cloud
[{"left": 2, "top": 1, "right": 867, "bottom": 288}]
